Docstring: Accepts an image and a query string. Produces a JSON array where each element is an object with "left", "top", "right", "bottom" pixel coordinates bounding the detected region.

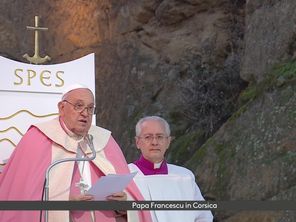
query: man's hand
[
  {"left": 69, "top": 194, "right": 94, "bottom": 201},
  {"left": 107, "top": 192, "right": 128, "bottom": 217},
  {"left": 106, "top": 191, "right": 127, "bottom": 201}
]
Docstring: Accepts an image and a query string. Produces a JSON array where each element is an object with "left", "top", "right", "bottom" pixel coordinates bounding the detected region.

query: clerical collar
[
  {"left": 134, "top": 155, "right": 168, "bottom": 175},
  {"left": 59, "top": 117, "right": 84, "bottom": 141}
]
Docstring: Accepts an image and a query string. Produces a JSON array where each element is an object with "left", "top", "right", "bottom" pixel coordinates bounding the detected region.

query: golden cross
[{"left": 23, "top": 16, "right": 51, "bottom": 64}]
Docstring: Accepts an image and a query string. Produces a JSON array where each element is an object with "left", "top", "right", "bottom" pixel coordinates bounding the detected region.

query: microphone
[
  {"left": 85, "top": 134, "right": 96, "bottom": 160},
  {"left": 43, "top": 134, "right": 96, "bottom": 222}
]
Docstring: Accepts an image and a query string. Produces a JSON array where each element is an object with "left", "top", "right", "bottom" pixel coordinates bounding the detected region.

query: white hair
[
  {"left": 135, "top": 116, "right": 171, "bottom": 136},
  {"left": 61, "top": 84, "right": 91, "bottom": 100}
]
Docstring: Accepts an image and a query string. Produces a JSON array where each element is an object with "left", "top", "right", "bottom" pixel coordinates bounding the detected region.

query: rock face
[
  {"left": 189, "top": 71, "right": 296, "bottom": 221},
  {"left": 241, "top": 0, "right": 296, "bottom": 83},
  {"left": 0, "top": 0, "right": 295, "bottom": 221}
]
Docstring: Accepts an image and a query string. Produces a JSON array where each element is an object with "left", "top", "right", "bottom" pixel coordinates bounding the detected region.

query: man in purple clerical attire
[
  {"left": 129, "top": 116, "right": 214, "bottom": 222},
  {"left": 0, "top": 84, "right": 151, "bottom": 222}
]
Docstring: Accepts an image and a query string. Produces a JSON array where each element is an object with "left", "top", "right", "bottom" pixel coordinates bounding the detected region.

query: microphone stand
[{"left": 43, "top": 134, "right": 96, "bottom": 222}]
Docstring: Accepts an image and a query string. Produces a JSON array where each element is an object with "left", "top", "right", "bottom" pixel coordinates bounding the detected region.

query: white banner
[{"left": 0, "top": 53, "right": 96, "bottom": 164}]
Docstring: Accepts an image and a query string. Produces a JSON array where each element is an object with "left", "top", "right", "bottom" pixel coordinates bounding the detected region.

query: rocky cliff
[{"left": 0, "top": 0, "right": 295, "bottom": 221}]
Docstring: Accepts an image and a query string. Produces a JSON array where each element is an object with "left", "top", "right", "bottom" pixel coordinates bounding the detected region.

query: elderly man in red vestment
[{"left": 0, "top": 84, "right": 151, "bottom": 222}]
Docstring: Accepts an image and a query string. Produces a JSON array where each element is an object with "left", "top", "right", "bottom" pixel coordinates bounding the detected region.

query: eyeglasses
[
  {"left": 63, "top": 100, "right": 96, "bottom": 115},
  {"left": 138, "top": 135, "right": 169, "bottom": 144}
]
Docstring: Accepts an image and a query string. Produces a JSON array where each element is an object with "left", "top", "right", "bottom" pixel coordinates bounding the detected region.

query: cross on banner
[{"left": 23, "top": 15, "right": 51, "bottom": 64}]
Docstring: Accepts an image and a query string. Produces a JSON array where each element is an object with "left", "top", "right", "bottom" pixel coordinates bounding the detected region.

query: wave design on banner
[
  {"left": 0, "top": 110, "right": 58, "bottom": 164},
  {"left": 0, "top": 110, "right": 58, "bottom": 120},
  {"left": 0, "top": 126, "right": 24, "bottom": 136}
]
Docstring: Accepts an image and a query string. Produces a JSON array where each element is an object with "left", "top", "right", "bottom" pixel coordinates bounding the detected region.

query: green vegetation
[
  {"left": 273, "top": 60, "right": 296, "bottom": 80},
  {"left": 185, "top": 137, "right": 216, "bottom": 170},
  {"left": 183, "top": 59, "right": 296, "bottom": 200},
  {"left": 239, "top": 60, "right": 296, "bottom": 106},
  {"left": 228, "top": 59, "right": 296, "bottom": 122},
  {"left": 281, "top": 151, "right": 296, "bottom": 164},
  {"left": 264, "top": 150, "right": 296, "bottom": 165},
  {"left": 169, "top": 130, "right": 204, "bottom": 164},
  {"left": 213, "top": 141, "right": 235, "bottom": 198},
  {"left": 168, "top": 110, "right": 189, "bottom": 136}
]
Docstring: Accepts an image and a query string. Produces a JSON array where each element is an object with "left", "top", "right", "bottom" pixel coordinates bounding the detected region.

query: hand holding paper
[
  {"left": 87, "top": 172, "right": 137, "bottom": 200},
  {"left": 106, "top": 191, "right": 127, "bottom": 201}
]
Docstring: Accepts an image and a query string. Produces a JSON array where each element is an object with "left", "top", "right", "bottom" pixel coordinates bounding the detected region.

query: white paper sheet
[{"left": 87, "top": 172, "right": 137, "bottom": 200}]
